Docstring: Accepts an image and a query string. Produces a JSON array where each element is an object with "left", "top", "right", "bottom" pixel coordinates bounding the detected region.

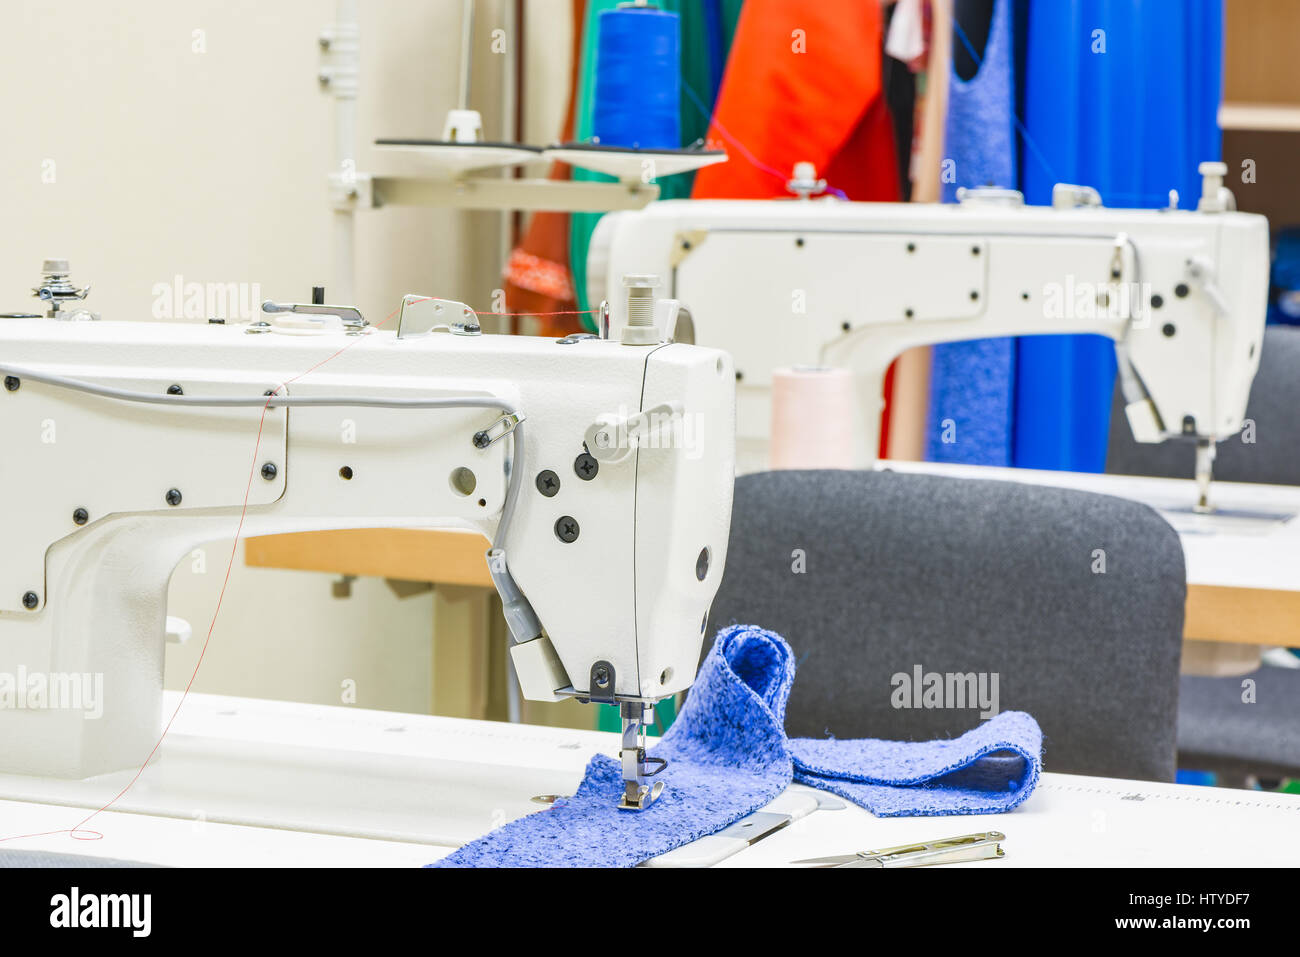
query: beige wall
[
  {"left": 168, "top": 558, "right": 436, "bottom": 713},
  {"left": 0, "top": 0, "right": 515, "bottom": 320},
  {"left": 0, "top": 0, "right": 576, "bottom": 715},
  {"left": 522, "top": 0, "right": 574, "bottom": 147}
]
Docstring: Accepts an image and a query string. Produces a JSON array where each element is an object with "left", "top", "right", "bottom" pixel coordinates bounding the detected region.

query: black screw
[
  {"left": 841, "top": 321, "right": 851, "bottom": 332},
  {"left": 472, "top": 431, "right": 491, "bottom": 449},
  {"left": 261, "top": 462, "right": 278, "bottom": 481},
  {"left": 904, "top": 308, "right": 914, "bottom": 319},
  {"left": 536, "top": 469, "right": 560, "bottom": 497},
  {"left": 166, "top": 384, "right": 184, "bottom": 395},
  {"left": 593, "top": 664, "right": 611, "bottom": 689},
  {"left": 1162, "top": 323, "right": 1176, "bottom": 338},
  {"left": 735, "top": 370, "right": 744, "bottom": 382},
  {"left": 906, "top": 242, "right": 916, "bottom": 253},
  {"left": 1151, "top": 294, "right": 1164, "bottom": 309},
  {"left": 165, "top": 488, "right": 183, "bottom": 506},
  {"left": 971, "top": 245, "right": 981, "bottom": 256},
  {"left": 555, "top": 516, "right": 580, "bottom": 543},
  {"left": 263, "top": 389, "right": 277, "bottom": 397},
  {"left": 970, "top": 290, "right": 980, "bottom": 301},
  {"left": 72, "top": 507, "right": 88, "bottom": 526},
  {"left": 1021, "top": 291, "right": 1030, "bottom": 301},
  {"left": 795, "top": 237, "right": 804, "bottom": 248},
  {"left": 574, "top": 453, "right": 598, "bottom": 481},
  {"left": 1174, "top": 282, "right": 1190, "bottom": 298},
  {"left": 3, "top": 376, "right": 19, "bottom": 392},
  {"left": 22, "top": 591, "right": 38, "bottom": 610}
]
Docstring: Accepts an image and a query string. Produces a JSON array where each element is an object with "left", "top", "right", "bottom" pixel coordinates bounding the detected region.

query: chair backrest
[
  {"left": 1107, "top": 324, "right": 1300, "bottom": 485},
  {"left": 707, "top": 469, "right": 1187, "bottom": 781}
]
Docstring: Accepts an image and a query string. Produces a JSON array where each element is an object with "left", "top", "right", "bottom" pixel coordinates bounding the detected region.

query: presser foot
[
  {"left": 617, "top": 701, "right": 668, "bottom": 811},
  {"left": 620, "top": 780, "right": 666, "bottom": 811}
]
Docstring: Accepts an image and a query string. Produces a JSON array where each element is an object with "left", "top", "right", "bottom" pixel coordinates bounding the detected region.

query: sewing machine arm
[{"left": 0, "top": 314, "right": 734, "bottom": 796}]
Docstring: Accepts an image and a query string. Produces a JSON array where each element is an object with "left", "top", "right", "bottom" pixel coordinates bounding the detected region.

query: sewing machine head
[
  {"left": 0, "top": 284, "right": 735, "bottom": 811},
  {"left": 593, "top": 162, "right": 1269, "bottom": 508}
]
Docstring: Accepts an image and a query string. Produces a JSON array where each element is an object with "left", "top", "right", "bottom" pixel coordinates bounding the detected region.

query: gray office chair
[
  {"left": 706, "top": 469, "right": 1187, "bottom": 782},
  {"left": 1107, "top": 324, "right": 1300, "bottom": 780},
  {"left": 1178, "top": 667, "right": 1300, "bottom": 780}
]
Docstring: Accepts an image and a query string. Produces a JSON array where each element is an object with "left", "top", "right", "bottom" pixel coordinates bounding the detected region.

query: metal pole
[
  {"left": 457, "top": 0, "right": 475, "bottom": 111},
  {"left": 326, "top": 0, "right": 360, "bottom": 304}
]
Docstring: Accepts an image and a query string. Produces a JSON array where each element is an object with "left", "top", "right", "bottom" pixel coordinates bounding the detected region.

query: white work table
[{"left": 1, "top": 693, "right": 1296, "bottom": 868}]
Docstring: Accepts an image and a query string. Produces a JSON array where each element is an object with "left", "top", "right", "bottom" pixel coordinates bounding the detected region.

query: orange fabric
[
  {"left": 691, "top": 0, "right": 900, "bottom": 201},
  {"left": 692, "top": 0, "right": 901, "bottom": 454},
  {"left": 505, "top": 248, "right": 575, "bottom": 303}
]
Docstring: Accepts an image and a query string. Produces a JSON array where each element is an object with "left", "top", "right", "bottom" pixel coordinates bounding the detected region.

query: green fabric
[
  {"left": 677, "top": 0, "right": 744, "bottom": 148},
  {"left": 596, "top": 696, "right": 679, "bottom": 734},
  {"left": 570, "top": 0, "right": 743, "bottom": 331}
]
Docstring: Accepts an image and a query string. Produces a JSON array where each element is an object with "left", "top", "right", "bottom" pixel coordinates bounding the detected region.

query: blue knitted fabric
[
  {"left": 792, "top": 715, "right": 1041, "bottom": 816},
  {"left": 925, "top": 0, "right": 1018, "bottom": 466},
  {"left": 433, "top": 625, "right": 1042, "bottom": 867}
]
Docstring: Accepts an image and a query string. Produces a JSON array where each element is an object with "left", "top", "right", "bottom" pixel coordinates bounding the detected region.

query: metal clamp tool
[{"left": 792, "top": 830, "right": 1005, "bottom": 868}]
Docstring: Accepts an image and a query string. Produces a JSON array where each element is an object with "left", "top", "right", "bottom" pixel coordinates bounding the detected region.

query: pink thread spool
[{"left": 770, "top": 366, "right": 856, "bottom": 470}]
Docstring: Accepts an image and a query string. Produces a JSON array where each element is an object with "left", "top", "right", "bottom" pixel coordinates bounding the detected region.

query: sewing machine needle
[{"left": 1193, "top": 439, "right": 1216, "bottom": 514}]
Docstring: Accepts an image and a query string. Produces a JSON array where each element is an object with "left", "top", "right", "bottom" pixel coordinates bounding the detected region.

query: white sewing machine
[
  {"left": 592, "top": 162, "right": 1269, "bottom": 508},
  {"left": 0, "top": 279, "right": 735, "bottom": 812}
]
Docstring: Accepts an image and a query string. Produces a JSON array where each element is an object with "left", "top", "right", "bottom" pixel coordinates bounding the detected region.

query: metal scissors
[{"left": 791, "top": 830, "right": 1006, "bottom": 868}]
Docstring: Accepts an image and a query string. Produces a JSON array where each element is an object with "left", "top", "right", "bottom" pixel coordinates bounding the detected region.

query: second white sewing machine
[{"left": 592, "top": 162, "right": 1269, "bottom": 509}]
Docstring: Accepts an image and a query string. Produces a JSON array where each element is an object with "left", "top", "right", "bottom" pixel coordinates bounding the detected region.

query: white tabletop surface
[
  {"left": 877, "top": 461, "right": 1300, "bottom": 592},
  {"left": 1, "top": 693, "right": 1295, "bottom": 867}
]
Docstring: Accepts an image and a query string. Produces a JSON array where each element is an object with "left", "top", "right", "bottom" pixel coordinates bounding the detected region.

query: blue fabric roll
[
  {"left": 1268, "top": 228, "right": 1300, "bottom": 326},
  {"left": 592, "top": 7, "right": 681, "bottom": 149},
  {"left": 433, "top": 625, "right": 1042, "bottom": 867},
  {"left": 1014, "top": 0, "right": 1224, "bottom": 471},
  {"left": 925, "top": 0, "right": 1018, "bottom": 466}
]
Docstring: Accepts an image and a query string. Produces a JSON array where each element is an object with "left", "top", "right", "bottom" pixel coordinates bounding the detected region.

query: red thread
[{"left": 475, "top": 309, "right": 598, "bottom": 318}]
